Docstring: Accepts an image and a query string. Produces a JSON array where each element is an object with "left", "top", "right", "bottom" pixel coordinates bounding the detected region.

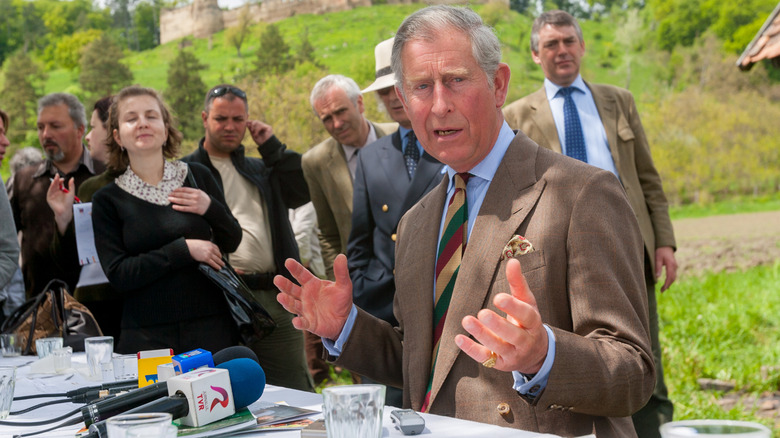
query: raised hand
[
  {"left": 274, "top": 254, "right": 354, "bottom": 340},
  {"left": 454, "top": 258, "right": 548, "bottom": 374},
  {"left": 169, "top": 187, "right": 211, "bottom": 215},
  {"left": 46, "top": 174, "right": 75, "bottom": 235},
  {"left": 247, "top": 120, "right": 273, "bottom": 146}
]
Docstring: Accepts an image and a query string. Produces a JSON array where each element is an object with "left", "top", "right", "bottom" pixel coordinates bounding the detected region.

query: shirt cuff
[
  {"left": 513, "top": 324, "right": 556, "bottom": 399},
  {"left": 322, "top": 304, "right": 358, "bottom": 357}
]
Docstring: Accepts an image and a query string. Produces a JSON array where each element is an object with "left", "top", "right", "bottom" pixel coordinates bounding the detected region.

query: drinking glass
[
  {"left": 0, "top": 366, "right": 16, "bottom": 420},
  {"left": 106, "top": 413, "right": 174, "bottom": 438},
  {"left": 0, "top": 334, "right": 21, "bottom": 357},
  {"left": 85, "top": 336, "right": 114, "bottom": 379},
  {"left": 35, "top": 336, "right": 63, "bottom": 359},
  {"left": 322, "top": 384, "right": 385, "bottom": 438},
  {"left": 660, "top": 420, "right": 771, "bottom": 437}
]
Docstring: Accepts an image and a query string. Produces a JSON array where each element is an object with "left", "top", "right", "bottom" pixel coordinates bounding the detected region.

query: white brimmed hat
[{"left": 362, "top": 37, "right": 396, "bottom": 93}]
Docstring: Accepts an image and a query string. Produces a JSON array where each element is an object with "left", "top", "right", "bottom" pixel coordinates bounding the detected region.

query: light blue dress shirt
[
  {"left": 545, "top": 75, "right": 619, "bottom": 178},
  {"left": 325, "top": 122, "right": 555, "bottom": 399}
]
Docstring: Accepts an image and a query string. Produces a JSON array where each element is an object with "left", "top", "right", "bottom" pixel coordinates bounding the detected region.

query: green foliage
[
  {"left": 480, "top": 1, "right": 510, "bottom": 27},
  {"left": 134, "top": 1, "right": 162, "bottom": 51},
  {"left": 78, "top": 34, "right": 134, "bottom": 101},
  {"left": 225, "top": 4, "right": 252, "bottom": 58},
  {"left": 661, "top": 262, "right": 780, "bottom": 432},
  {"left": 254, "top": 24, "right": 294, "bottom": 77},
  {"left": 54, "top": 29, "right": 103, "bottom": 71},
  {"left": 165, "top": 45, "right": 208, "bottom": 141},
  {"left": 0, "top": 51, "right": 47, "bottom": 144}
]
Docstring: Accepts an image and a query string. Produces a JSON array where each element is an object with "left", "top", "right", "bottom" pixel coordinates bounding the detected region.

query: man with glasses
[{"left": 182, "top": 84, "right": 314, "bottom": 392}]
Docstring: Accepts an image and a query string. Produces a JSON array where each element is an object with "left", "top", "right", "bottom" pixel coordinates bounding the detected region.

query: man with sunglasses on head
[{"left": 181, "top": 84, "right": 314, "bottom": 392}]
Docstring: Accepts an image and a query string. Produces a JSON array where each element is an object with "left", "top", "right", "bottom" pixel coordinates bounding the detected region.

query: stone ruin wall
[
  {"left": 161, "top": 0, "right": 375, "bottom": 45},
  {"left": 159, "top": 0, "right": 498, "bottom": 45}
]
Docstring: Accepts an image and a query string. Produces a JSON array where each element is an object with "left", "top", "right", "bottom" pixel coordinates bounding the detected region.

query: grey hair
[
  {"left": 37, "top": 93, "right": 87, "bottom": 130},
  {"left": 309, "top": 74, "right": 362, "bottom": 111},
  {"left": 530, "top": 10, "right": 583, "bottom": 53},
  {"left": 9, "top": 147, "right": 44, "bottom": 175},
  {"left": 391, "top": 5, "right": 502, "bottom": 97}
]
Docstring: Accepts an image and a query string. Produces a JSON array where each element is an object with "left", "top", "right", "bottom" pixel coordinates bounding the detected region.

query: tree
[
  {"left": 165, "top": 45, "right": 208, "bottom": 141},
  {"left": 295, "top": 28, "right": 321, "bottom": 67},
  {"left": 79, "top": 34, "right": 134, "bottom": 100},
  {"left": 0, "top": 51, "right": 47, "bottom": 143},
  {"left": 226, "top": 4, "right": 252, "bottom": 57},
  {"left": 254, "top": 24, "right": 293, "bottom": 77},
  {"left": 54, "top": 29, "right": 103, "bottom": 71},
  {"left": 134, "top": 1, "right": 161, "bottom": 51}
]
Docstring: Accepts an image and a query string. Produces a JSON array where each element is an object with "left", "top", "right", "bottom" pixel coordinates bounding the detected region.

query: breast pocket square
[{"left": 500, "top": 235, "right": 534, "bottom": 260}]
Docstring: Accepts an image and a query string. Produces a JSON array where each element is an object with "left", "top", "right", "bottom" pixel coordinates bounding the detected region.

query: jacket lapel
[
  {"left": 427, "top": 135, "right": 546, "bottom": 408},
  {"left": 529, "top": 88, "right": 562, "bottom": 153},
  {"left": 403, "top": 178, "right": 448, "bottom": 410},
  {"left": 399, "top": 153, "right": 444, "bottom": 218},
  {"left": 325, "top": 139, "right": 354, "bottom": 213}
]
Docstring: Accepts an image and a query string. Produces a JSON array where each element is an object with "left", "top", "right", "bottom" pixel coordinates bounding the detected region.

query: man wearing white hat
[{"left": 346, "top": 37, "right": 445, "bottom": 406}]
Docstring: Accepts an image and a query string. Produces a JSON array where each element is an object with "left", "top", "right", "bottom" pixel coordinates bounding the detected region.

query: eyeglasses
[{"left": 209, "top": 86, "right": 247, "bottom": 100}]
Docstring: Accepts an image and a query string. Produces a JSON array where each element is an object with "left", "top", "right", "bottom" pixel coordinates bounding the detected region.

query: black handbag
[
  {"left": 198, "top": 261, "right": 276, "bottom": 344},
  {"left": 184, "top": 163, "right": 276, "bottom": 344},
  {"left": 0, "top": 279, "right": 103, "bottom": 355}
]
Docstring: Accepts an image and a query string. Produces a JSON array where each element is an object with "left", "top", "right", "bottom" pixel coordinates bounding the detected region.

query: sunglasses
[{"left": 209, "top": 86, "right": 247, "bottom": 99}]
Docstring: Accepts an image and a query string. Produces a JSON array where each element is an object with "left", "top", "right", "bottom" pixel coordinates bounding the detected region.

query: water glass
[
  {"left": 0, "top": 366, "right": 16, "bottom": 420},
  {"left": 106, "top": 413, "right": 174, "bottom": 438},
  {"left": 85, "top": 336, "right": 114, "bottom": 379},
  {"left": 660, "top": 420, "right": 771, "bottom": 437},
  {"left": 113, "top": 354, "right": 138, "bottom": 381},
  {"left": 53, "top": 346, "right": 73, "bottom": 372},
  {"left": 0, "top": 333, "right": 21, "bottom": 357},
  {"left": 35, "top": 336, "right": 63, "bottom": 358},
  {"left": 322, "top": 384, "right": 385, "bottom": 438}
]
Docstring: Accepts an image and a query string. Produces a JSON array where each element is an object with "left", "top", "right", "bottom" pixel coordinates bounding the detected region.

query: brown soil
[{"left": 673, "top": 210, "right": 780, "bottom": 278}]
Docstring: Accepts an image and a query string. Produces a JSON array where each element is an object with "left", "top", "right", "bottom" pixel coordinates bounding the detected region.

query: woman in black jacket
[{"left": 92, "top": 85, "right": 241, "bottom": 354}]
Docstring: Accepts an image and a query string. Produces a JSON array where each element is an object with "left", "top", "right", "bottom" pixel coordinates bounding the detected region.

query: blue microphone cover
[{"left": 216, "top": 358, "right": 266, "bottom": 409}]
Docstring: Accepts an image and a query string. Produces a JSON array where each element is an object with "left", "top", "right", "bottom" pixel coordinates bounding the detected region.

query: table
[{"left": 0, "top": 354, "right": 561, "bottom": 438}]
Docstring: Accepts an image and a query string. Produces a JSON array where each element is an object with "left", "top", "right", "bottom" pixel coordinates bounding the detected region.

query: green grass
[
  {"left": 670, "top": 193, "right": 780, "bottom": 220},
  {"left": 660, "top": 262, "right": 780, "bottom": 435}
]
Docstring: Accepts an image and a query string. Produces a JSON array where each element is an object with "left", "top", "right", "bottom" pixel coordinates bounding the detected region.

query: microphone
[
  {"left": 86, "top": 359, "right": 265, "bottom": 437},
  {"left": 79, "top": 345, "right": 259, "bottom": 425},
  {"left": 212, "top": 345, "right": 259, "bottom": 365},
  {"left": 13, "top": 379, "right": 138, "bottom": 401}
]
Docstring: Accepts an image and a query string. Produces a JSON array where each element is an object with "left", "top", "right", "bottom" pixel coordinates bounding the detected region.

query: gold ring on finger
[{"left": 482, "top": 351, "right": 497, "bottom": 368}]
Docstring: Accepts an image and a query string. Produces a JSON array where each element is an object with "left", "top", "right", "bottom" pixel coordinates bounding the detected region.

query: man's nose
[{"left": 430, "top": 83, "right": 452, "bottom": 117}]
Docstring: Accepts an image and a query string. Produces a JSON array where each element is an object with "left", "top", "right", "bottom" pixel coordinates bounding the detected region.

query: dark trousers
[{"left": 632, "top": 256, "right": 674, "bottom": 438}]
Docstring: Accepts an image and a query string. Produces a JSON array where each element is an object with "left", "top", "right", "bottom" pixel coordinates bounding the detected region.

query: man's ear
[
  {"left": 201, "top": 111, "right": 208, "bottom": 128},
  {"left": 356, "top": 94, "right": 365, "bottom": 114},
  {"left": 493, "top": 63, "right": 511, "bottom": 108},
  {"left": 531, "top": 50, "right": 542, "bottom": 66}
]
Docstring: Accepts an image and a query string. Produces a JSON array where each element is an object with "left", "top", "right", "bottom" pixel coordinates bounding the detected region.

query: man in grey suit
[
  {"left": 303, "top": 74, "right": 397, "bottom": 281},
  {"left": 277, "top": 6, "right": 654, "bottom": 437},
  {"left": 348, "top": 37, "right": 445, "bottom": 406},
  {"left": 502, "top": 11, "right": 676, "bottom": 437},
  {"left": 302, "top": 74, "right": 396, "bottom": 384}
]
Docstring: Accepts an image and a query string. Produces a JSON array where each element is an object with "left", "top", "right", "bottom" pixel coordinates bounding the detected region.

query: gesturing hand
[
  {"left": 46, "top": 175, "right": 75, "bottom": 235},
  {"left": 274, "top": 254, "right": 354, "bottom": 340},
  {"left": 247, "top": 120, "right": 273, "bottom": 146},
  {"left": 186, "top": 239, "right": 225, "bottom": 270},
  {"left": 454, "top": 258, "right": 548, "bottom": 374},
  {"left": 169, "top": 187, "right": 211, "bottom": 215}
]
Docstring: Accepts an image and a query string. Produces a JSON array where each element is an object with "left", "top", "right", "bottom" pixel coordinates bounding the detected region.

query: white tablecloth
[{"left": 0, "top": 354, "right": 560, "bottom": 438}]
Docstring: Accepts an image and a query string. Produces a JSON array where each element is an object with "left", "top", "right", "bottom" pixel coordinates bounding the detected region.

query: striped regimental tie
[{"left": 421, "top": 172, "right": 470, "bottom": 413}]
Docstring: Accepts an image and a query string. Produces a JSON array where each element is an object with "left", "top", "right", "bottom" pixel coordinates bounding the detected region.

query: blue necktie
[
  {"left": 404, "top": 131, "right": 420, "bottom": 179},
  {"left": 558, "top": 87, "right": 587, "bottom": 163}
]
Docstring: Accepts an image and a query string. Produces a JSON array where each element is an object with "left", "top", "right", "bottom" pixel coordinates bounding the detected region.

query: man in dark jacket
[
  {"left": 181, "top": 84, "right": 313, "bottom": 391},
  {"left": 9, "top": 93, "right": 105, "bottom": 297}
]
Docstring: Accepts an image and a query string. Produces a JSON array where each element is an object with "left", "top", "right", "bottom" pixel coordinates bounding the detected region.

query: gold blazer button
[
  {"left": 391, "top": 233, "right": 397, "bottom": 241},
  {"left": 382, "top": 204, "right": 389, "bottom": 212}
]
